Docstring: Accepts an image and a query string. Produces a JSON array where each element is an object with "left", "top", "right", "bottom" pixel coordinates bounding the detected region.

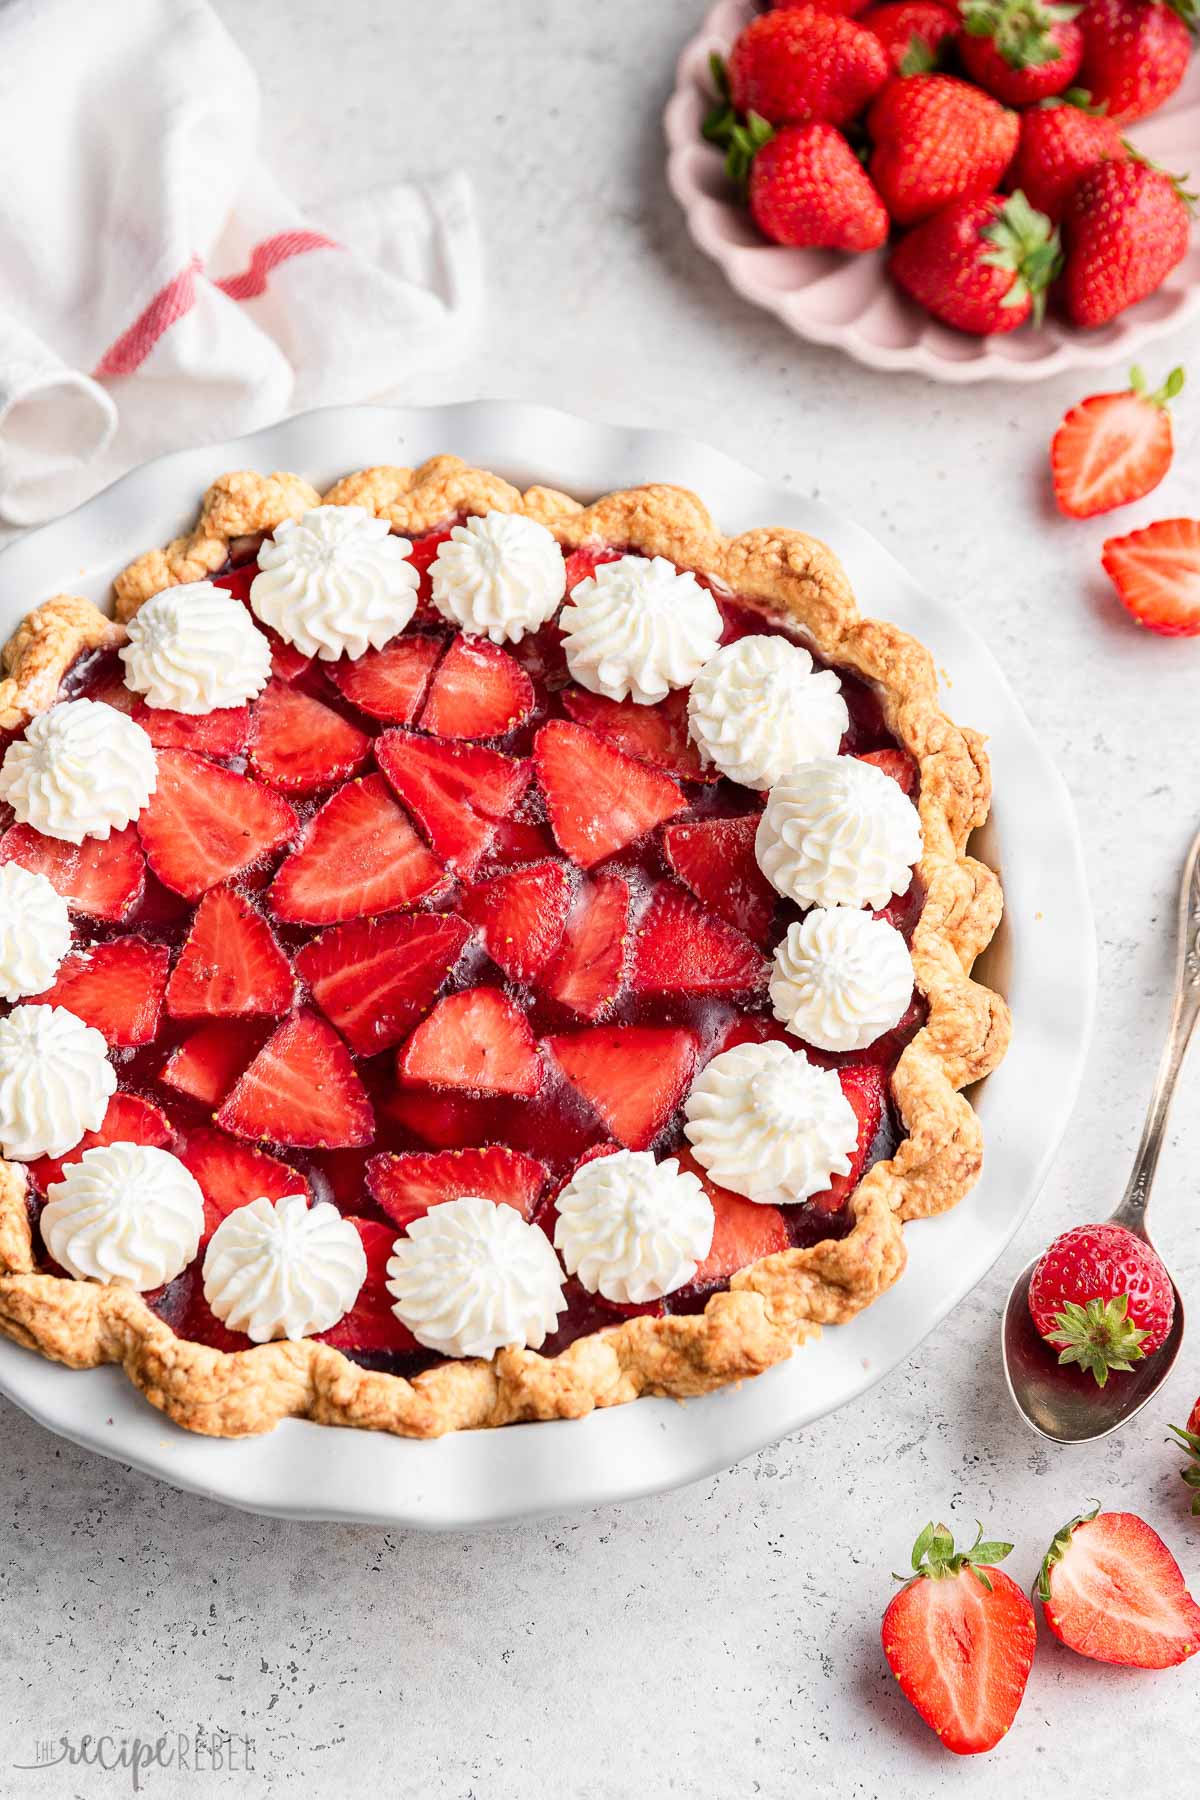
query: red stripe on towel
[
  {"left": 215, "top": 230, "right": 340, "bottom": 301},
  {"left": 93, "top": 255, "right": 204, "bottom": 378}
]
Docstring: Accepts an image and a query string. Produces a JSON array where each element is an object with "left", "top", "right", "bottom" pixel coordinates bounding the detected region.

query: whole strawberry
[
  {"left": 960, "top": 0, "right": 1085, "bottom": 104},
  {"left": 1027, "top": 1221, "right": 1176, "bottom": 1383},
  {"left": 1007, "top": 92, "right": 1128, "bottom": 222},
  {"left": 1077, "top": 0, "right": 1196, "bottom": 124},
  {"left": 749, "top": 122, "right": 891, "bottom": 249},
  {"left": 1063, "top": 158, "right": 1193, "bottom": 327},
  {"left": 868, "top": 75, "right": 1020, "bottom": 226},
  {"left": 891, "top": 190, "right": 1061, "bottom": 330},
  {"left": 727, "top": 6, "right": 890, "bottom": 127},
  {"left": 861, "top": 1, "right": 961, "bottom": 72},
  {"left": 1169, "top": 1396, "right": 1200, "bottom": 1515},
  {"left": 771, "top": 0, "right": 871, "bottom": 12}
]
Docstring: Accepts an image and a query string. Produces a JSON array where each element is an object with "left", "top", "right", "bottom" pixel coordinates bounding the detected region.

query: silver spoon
[{"left": 1002, "top": 824, "right": 1200, "bottom": 1444}]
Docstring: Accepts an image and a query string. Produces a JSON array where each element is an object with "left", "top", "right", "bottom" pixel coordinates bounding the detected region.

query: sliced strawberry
[
  {"left": 1102, "top": 518, "right": 1200, "bottom": 638},
  {"left": 325, "top": 635, "right": 442, "bottom": 723},
  {"left": 561, "top": 686, "right": 715, "bottom": 782},
  {"left": 269, "top": 774, "right": 447, "bottom": 926},
  {"left": 28, "top": 1092, "right": 172, "bottom": 1191},
  {"left": 811, "top": 1063, "right": 887, "bottom": 1213},
  {"left": 34, "top": 936, "right": 169, "bottom": 1046},
  {"left": 545, "top": 1025, "right": 698, "bottom": 1150},
  {"left": 661, "top": 816, "right": 775, "bottom": 945},
  {"left": 177, "top": 1126, "right": 307, "bottom": 1240},
  {"left": 138, "top": 749, "right": 297, "bottom": 898},
  {"left": 176, "top": 1272, "right": 251, "bottom": 1352},
  {"left": 405, "top": 524, "right": 457, "bottom": 612},
  {"left": 675, "top": 1148, "right": 788, "bottom": 1287},
  {"left": 295, "top": 913, "right": 471, "bottom": 1055},
  {"left": 216, "top": 1010, "right": 374, "bottom": 1148},
  {"left": 534, "top": 720, "right": 685, "bottom": 868},
  {"left": 398, "top": 987, "right": 543, "bottom": 1098},
  {"left": 375, "top": 729, "right": 532, "bottom": 877},
  {"left": 315, "top": 1217, "right": 419, "bottom": 1355},
  {"left": 540, "top": 873, "right": 629, "bottom": 1019},
  {"left": 167, "top": 894, "right": 289, "bottom": 1023},
  {"left": 419, "top": 635, "right": 535, "bottom": 738},
  {"left": 213, "top": 566, "right": 313, "bottom": 683},
  {"left": 1038, "top": 1509, "right": 1200, "bottom": 1670},
  {"left": 247, "top": 680, "right": 370, "bottom": 793},
  {"left": 91, "top": 670, "right": 251, "bottom": 757},
  {"left": 366, "top": 1145, "right": 547, "bottom": 1231},
  {"left": 0, "top": 821, "right": 145, "bottom": 922},
  {"left": 1052, "top": 368, "right": 1183, "bottom": 520},
  {"left": 631, "top": 884, "right": 768, "bottom": 996},
  {"left": 563, "top": 546, "right": 623, "bottom": 591},
  {"left": 159, "top": 1019, "right": 263, "bottom": 1107},
  {"left": 381, "top": 1087, "right": 500, "bottom": 1149},
  {"left": 460, "top": 859, "right": 572, "bottom": 980},
  {"left": 856, "top": 748, "right": 919, "bottom": 798}
]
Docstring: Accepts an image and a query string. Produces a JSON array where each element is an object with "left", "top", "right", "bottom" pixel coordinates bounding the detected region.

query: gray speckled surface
[{"left": 1, "top": 1, "right": 1198, "bottom": 1792}]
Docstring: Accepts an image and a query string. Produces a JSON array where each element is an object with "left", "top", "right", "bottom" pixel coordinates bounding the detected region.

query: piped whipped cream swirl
[
  {"left": 202, "top": 1194, "right": 367, "bottom": 1342},
  {"left": 687, "top": 636, "right": 848, "bottom": 789},
  {"left": 386, "top": 1194, "right": 566, "bottom": 1359},
  {"left": 553, "top": 1149, "right": 714, "bottom": 1304},
  {"left": 684, "top": 1040, "right": 857, "bottom": 1205},
  {"left": 430, "top": 511, "right": 567, "bottom": 643},
  {"left": 756, "top": 756, "right": 922, "bottom": 910},
  {"left": 42, "top": 1144, "right": 205, "bottom": 1288},
  {"left": 0, "top": 865, "right": 71, "bottom": 1001},
  {"left": 560, "top": 554, "right": 724, "bottom": 705},
  {"left": 0, "top": 1004, "right": 116, "bottom": 1160},
  {"left": 0, "top": 700, "right": 157, "bottom": 843},
  {"left": 250, "top": 505, "right": 420, "bottom": 661},
  {"left": 770, "top": 908, "right": 914, "bottom": 1053},
  {"left": 121, "top": 582, "right": 272, "bottom": 712}
]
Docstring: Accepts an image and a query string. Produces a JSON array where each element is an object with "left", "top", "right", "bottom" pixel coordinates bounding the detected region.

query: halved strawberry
[
  {"left": 1038, "top": 1508, "right": 1200, "bottom": 1669},
  {"left": 675, "top": 1148, "right": 789, "bottom": 1287},
  {"left": 159, "top": 1018, "right": 264, "bottom": 1106},
  {"left": 177, "top": 1126, "right": 307, "bottom": 1239},
  {"left": 295, "top": 912, "right": 471, "bottom": 1055},
  {"left": 545, "top": 1025, "right": 698, "bottom": 1150},
  {"left": 1102, "top": 518, "right": 1200, "bottom": 638},
  {"left": 534, "top": 720, "right": 685, "bottom": 868},
  {"left": 0, "top": 821, "right": 145, "bottom": 922},
  {"left": 315, "top": 1217, "right": 419, "bottom": 1355},
  {"left": 366, "top": 1145, "right": 547, "bottom": 1230},
  {"left": 856, "top": 748, "right": 919, "bottom": 798},
  {"left": 811, "top": 1063, "right": 887, "bottom": 1213},
  {"left": 165, "top": 886, "right": 293, "bottom": 1019},
  {"left": 325, "top": 635, "right": 442, "bottom": 723},
  {"left": 540, "top": 873, "right": 629, "bottom": 1019},
  {"left": 460, "top": 860, "right": 572, "bottom": 981},
  {"left": 137, "top": 749, "right": 297, "bottom": 898},
  {"left": 216, "top": 1010, "right": 374, "bottom": 1148},
  {"left": 34, "top": 936, "right": 169, "bottom": 1046},
  {"left": 1052, "top": 367, "right": 1184, "bottom": 520},
  {"left": 91, "top": 670, "right": 251, "bottom": 758},
  {"left": 248, "top": 680, "right": 370, "bottom": 793},
  {"left": 661, "top": 816, "right": 776, "bottom": 945},
  {"left": 561, "top": 686, "right": 714, "bottom": 782},
  {"left": 269, "top": 774, "right": 447, "bottom": 926},
  {"left": 631, "top": 884, "right": 768, "bottom": 996},
  {"left": 375, "top": 729, "right": 532, "bottom": 877},
  {"left": 419, "top": 635, "right": 535, "bottom": 738},
  {"left": 398, "top": 987, "right": 543, "bottom": 1097},
  {"left": 27, "top": 1092, "right": 172, "bottom": 1190}
]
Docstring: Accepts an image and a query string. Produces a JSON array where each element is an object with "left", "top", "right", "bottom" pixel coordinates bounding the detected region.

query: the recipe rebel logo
[{"left": 13, "top": 1727, "right": 256, "bottom": 1791}]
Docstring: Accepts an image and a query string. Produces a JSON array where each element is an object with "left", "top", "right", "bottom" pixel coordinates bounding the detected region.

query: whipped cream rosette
[
  {"left": 430, "top": 511, "right": 567, "bottom": 643},
  {"left": 0, "top": 865, "right": 71, "bottom": 1002},
  {"left": 386, "top": 1194, "right": 566, "bottom": 1359},
  {"left": 0, "top": 699, "right": 156, "bottom": 843},
  {"left": 688, "top": 635, "right": 848, "bottom": 789},
  {"left": 251, "top": 505, "right": 420, "bottom": 661},
  {"left": 42, "top": 1144, "right": 205, "bottom": 1288},
  {"left": 560, "top": 554, "right": 723, "bottom": 705},
  {"left": 0, "top": 1004, "right": 116, "bottom": 1160},
  {"left": 121, "top": 581, "right": 272, "bottom": 712},
  {"left": 203, "top": 1194, "right": 368, "bottom": 1343},
  {"left": 770, "top": 908, "right": 914, "bottom": 1053},
  {"left": 684, "top": 1039, "right": 858, "bottom": 1206},
  {"left": 553, "top": 1149, "right": 714, "bottom": 1304},
  {"left": 756, "top": 755, "right": 922, "bottom": 910}
]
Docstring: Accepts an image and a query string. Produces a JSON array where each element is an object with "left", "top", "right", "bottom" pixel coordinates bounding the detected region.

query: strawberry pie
[{"left": 0, "top": 457, "right": 1009, "bottom": 1439}]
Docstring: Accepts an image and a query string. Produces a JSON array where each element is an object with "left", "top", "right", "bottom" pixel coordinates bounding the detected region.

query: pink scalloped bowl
[{"left": 665, "top": 0, "right": 1200, "bottom": 383}]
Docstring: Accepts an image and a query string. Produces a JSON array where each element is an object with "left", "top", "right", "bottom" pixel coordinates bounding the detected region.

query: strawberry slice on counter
[
  {"left": 1037, "top": 1508, "right": 1200, "bottom": 1668},
  {"left": 662, "top": 815, "right": 775, "bottom": 945},
  {"left": 631, "top": 883, "right": 769, "bottom": 996},
  {"left": 674, "top": 1148, "right": 788, "bottom": 1287},
  {"left": 560, "top": 686, "right": 715, "bottom": 782},
  {"left": 216, "top": 1010, "right": 374, "bottom": 1148},
  {"left": 90, "top": 671, "right": 251, "bottom": 758},
  {"left": 166, "top": 885, "right": 294, "bottom": 1019},
  {"left": 545, "top": 1025, "right": 698, "bottom": 1150},
  {"left": 34, "top": 937, "right": 170, "bottom": 1046},
  {"left": 27, "top": 1092, "right": 173, "bottom": 1190},
  {"left": 882, "top": 1522, "right": 1036, "bottom": 1756},
  {"left": 248, "top": 679, "right": 370, "bottom": 793},
  {"left": 375, "top": 729, "right": 532, "bottom": 877},
  {"left": 269, "top": 774, "right": 448, "bottom": 925},
  {"left": 1052, "top": 367, "right": 1185, "bottom": 520},
  {"left": 1101, "top": 518, "right": 1200, "bottom": 638},
  {"left": 159, "top": 1019, "right": 265, "bottom": 1107},
  {"left": 855, "top": 748, "right": 918, "bottom": 798},
  {"left": 315, "top": 1217, "right": 420, "bottom": 1356},
  {"left": 326, "top": 635, "right": 443, "bottom": 723},
  {"left": 177, "top": 1126, "right": 307, "bottom": 1239},
  {"left": 534, "top": 719, "right": 685, "bottom": 868},
  {"left": 398, "top": 987, "right": 544, "bottom": 1098},
  {"left": 460, "top": 859, "right": 573, "bottom": 981},
  {"left": 295, "top": 912, "right": 471, "bottom": 1055},
  {"left": 137, "top": 749, "right": 297, "bottom": 899},
  {"left": 810, "top": 1063, "right": 887, "bottom": 1213},
  {"left": 0, "top": 821, "right": 146, "bottom": 922},
  {"left": 418, "top": 634, "right": 535, "bottom": 738},
  {"left": 540, "top": 873, "right": 629, "bottom": 1019},
  {"left": 1169, "top": 1396, "right": 1200, "bottom": 1516},
  {"left": 366, "top": 1145, "right": 548, "bottom": 1231}
]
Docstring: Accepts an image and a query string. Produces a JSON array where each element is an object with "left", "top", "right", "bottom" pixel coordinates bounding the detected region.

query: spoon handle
[{"left": 1110, "top": 826, "right": 1200, "bottom": 1236}]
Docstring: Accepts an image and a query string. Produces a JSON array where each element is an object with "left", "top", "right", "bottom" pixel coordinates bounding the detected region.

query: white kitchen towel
[{"left": 0, "top": 0, "right": 481, "bottom": 526}]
